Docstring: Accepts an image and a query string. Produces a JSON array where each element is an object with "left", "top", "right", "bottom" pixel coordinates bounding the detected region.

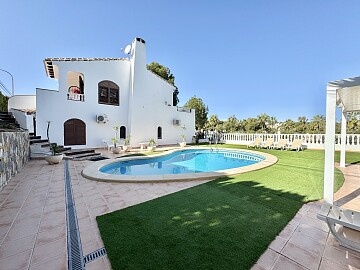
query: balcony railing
[
  {"left": 67, "top": 93, "right": 85, "bottom": 102},
  {"left": 177, "top": 107, "right": 192, "bottom": 113}
]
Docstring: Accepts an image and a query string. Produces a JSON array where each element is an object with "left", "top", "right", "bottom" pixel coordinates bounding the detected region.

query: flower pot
[
  {"left": 45, "top": 154, "right": 63, "bottom": 165},
  {"left": 147, "top": 145, "right": 156, "bottom": 152},
  {"left": 123, "top": 145, "right": 132, "bottom": 152},
  {"left": 179, "top": 142, "right": 186, "bottom": 148},
  {"left": 112, "top": 147, "right": 122, "bottom": 154}
]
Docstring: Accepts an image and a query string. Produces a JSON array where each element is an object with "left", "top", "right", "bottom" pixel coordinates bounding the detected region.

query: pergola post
[
  {"left": 339, "top": 107, "right": 347, "bottom": 168},
  {"left": 323, "top": 85, "right": 337, "bottom": 204}
]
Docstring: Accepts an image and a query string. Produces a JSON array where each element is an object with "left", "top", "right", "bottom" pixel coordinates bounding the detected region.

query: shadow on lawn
[{"left": 97, "top": 178, "right": 306, "bottom": 270}]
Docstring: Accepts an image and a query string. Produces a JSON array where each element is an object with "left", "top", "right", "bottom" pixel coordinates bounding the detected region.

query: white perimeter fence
[{"left": 221, "top": 133, "right": 360, "bottom": 151}]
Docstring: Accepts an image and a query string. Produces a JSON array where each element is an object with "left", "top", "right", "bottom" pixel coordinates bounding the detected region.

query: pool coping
[{"left": 81, "top": 147, "right": 278, "bottom": 183}]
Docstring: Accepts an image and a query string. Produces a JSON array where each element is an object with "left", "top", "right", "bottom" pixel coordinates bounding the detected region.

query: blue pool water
[{"left": 100, "top": 149, "right": 265, "bottom": 176}]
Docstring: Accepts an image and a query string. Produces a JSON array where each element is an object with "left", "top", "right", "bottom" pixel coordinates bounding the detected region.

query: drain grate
[
  {"left": 65, "top": 160, "right": 85, "bottom": 270},
  {"left": 84, "top": 247, "right": 107, "bottom": 264}
]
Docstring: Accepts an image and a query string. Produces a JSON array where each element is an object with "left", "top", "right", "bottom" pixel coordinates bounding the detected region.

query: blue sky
[{"left": 1, "top": 1, "right": 360, "bottom": 121}]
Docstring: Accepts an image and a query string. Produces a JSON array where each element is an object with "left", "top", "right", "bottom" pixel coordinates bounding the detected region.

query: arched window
[
  {"left": 98, "top": 80, "right": 119, "bottom": 106},
  {"left": 120, "top": 126, "right": 126, "bottom": 139},
  {"left": 157, "top": 126, "right": 162, "bottom": 139}
]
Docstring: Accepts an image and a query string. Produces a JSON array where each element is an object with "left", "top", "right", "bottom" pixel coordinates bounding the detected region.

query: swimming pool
[
  {"left": 81, "top": 147, "right": 277, "bottom": 183},
  {"left": 100, "top": 149, "right": 264, "bottom": 175}
]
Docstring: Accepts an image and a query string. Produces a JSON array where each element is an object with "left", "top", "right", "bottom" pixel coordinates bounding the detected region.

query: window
[
  {"left": 98, "top": 80, "right": 119, "bottom": 106},
  {"left": 157, "top": 126, "right": 162, "bottom": 139},
  {"left": 120, "top": 126, "right": 126, "bottom": 139}
]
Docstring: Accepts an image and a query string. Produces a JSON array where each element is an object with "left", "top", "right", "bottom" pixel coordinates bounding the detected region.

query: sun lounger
[
  {"left": 102, "top": 139, "right": 114, "bottom": 151},
  {"left": 247, "top": 137, "right": 262, "bottom": 148},
  {"left": 286, "top": 139, "right": 303, "bottom": 151},
  {"left": 272, "top": 139, "right": 288, "bottom": 150},
  {"left": 317, "top": 203, "right": 360, "bottom": 252},
  {"left": 261, "top": 138, "right": 274, "bottom": 149}
]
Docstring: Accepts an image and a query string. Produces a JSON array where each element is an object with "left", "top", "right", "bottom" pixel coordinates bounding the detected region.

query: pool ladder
[{"left": 209, "top": 137, "right": 219, "bottom": 152}]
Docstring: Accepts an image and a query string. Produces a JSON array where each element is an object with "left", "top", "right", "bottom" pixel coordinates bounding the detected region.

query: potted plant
[
  {"left": 179, "top": 125, "right": 187, "bottom": 147},
  {"left": 112, "top": 137, "right": 121, "bottom": 154},
  {"left": 148, "top": 138, "right": 156, "bottom": 152},
  {"left": 179, "top": 134, "right": 186, "bottom": 148},
  {"left": 123, "top": 135, "right": 132, "bottom": 152},
  {"left": 44, "top": 143, "right": 64, "bottom": 164}
]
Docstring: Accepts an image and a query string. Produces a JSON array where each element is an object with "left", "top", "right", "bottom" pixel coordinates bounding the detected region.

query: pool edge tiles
[{"left": 81, "top": 147, "right": 278, "bottom": 183}]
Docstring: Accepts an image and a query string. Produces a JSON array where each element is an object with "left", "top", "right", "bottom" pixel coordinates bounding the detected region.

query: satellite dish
[{"left": 124, "top": 45, "right": 131, "bottom": 54}]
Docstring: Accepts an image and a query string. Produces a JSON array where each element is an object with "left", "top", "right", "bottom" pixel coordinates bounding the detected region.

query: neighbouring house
[{"left": 8, "top": 37, "right": 195, "bottom": 148}]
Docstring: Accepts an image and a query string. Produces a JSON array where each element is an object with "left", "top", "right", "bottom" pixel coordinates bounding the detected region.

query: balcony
[
  {"left": 67, "top": 86, "right": 85, "bottom": 101},
  {"left": 67, "top": 93, "right": 85, "bottom": 102}
]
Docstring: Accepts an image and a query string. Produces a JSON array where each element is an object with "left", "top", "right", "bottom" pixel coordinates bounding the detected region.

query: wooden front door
[{"left": 64, "top": 119, "right": 86, "bottom": 146}]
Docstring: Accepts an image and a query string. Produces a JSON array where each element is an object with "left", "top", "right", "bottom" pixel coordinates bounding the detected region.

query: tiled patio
[{"left": 0, "top": 149, "right": 359, "bottom": 270}]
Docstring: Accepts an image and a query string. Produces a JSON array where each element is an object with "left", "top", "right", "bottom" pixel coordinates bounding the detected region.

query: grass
[{"left": 97, "top": 146, "right": 360, "bottom": 270}]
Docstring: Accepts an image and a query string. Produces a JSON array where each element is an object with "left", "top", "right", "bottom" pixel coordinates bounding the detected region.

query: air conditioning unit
[
  {"left": 173, "top": 119, "right": 181, "bottom": 126},
  {"left": 96, "top": 114, "right": 108, "bottom": 123}
]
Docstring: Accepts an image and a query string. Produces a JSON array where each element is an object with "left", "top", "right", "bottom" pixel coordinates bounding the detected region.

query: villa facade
[{"left": 10, "top": 38, "right": 195, "bottom": 149}]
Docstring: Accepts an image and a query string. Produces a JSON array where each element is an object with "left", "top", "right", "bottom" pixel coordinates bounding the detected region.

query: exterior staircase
[
  {"left": 29, "top": 133, "right": 103, "bottom": 160},
  {"left": 0, "top": 112, "right": 20, "bottom": 129}
]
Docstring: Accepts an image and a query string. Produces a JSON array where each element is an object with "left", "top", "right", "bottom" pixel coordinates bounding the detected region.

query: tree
[
  {"left": 244, "top": 118, "right": 260, "bottom": 133},
  {"left": 309, "top": 115, "right": 326, "bottom": 133},
  {"left": 146, "top": 62, "right": 179, "bottom": 106},
  {"left": 280, "top": 119, "right": 296, "bottom": 133},
  {"left": 256, "top": 113, "right": 270, "bottom": 133},
  {"left": 183, "top": 96, "right": 209, "bottom": 129},
  {"left": 205, "top": 114, "right": 223, "bottom": 131},
  {"left": 223, "top": 115, "right": 240, "bottom": 132},
  {"left": 347, "top": 112, "right": 360, "bottom": 134}
]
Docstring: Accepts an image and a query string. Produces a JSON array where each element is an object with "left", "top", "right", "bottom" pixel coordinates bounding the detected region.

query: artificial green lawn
[{"left": 97, "top": 146, "right": 360, "bottom": 270}]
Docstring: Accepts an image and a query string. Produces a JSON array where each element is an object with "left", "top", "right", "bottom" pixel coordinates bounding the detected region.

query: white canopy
[{"left": 324, "top": 76, "right": 360, "bottom": 203}]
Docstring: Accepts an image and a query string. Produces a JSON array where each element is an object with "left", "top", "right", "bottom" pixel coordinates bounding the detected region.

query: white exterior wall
[
  {"left": 9, "top": 109, "right": 34, "bottom": 132},
  {"left": 8, "top": 95, "right": 36, "bottom": 111},
  {"left": 35, "top": 38, "right": 195, "bottom": 148},
  {"left": 36, "top": 60, "right": 131, "bottom": 148}
]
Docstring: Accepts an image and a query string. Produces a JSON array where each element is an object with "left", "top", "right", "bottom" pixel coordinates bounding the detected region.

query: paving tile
[
  {"left": 268, "top": 236, "right": 288, "bottom": 253},
  {"left": 30, "top": 236, "right": 67, "bottom": 266},
  {"left": 0, "top": 248, "right": 32, "bottom": 270},
  {"left": 6, "top": 218, "right": 40, "bottom": 240},
  {"left": 287, "top": 231, "right": 326, "bottom": 256},
  {"left": 271, "top": 254, "right": 307, "bottom": 270},
  {"left": 281, "top": 241, "right": 322, "bottom": 270},
  {"left": 38, "top": 215, "right": 66, "bottom": 232},
  {"left": 29, "top": 254, "right": 67, "bottom": 270},
  {"left": 251, "top": 263, "right": 267, "bottom": 270},
  {"left": 0, "top": 233, "right": 36, "bottom": 260},
  {"left": 255, "top": 248, "right": 279, "bottom": 269},
  {"left": 35, "top": 224, "right": 66, "bottom": 247},
  {"left": 323, "top": 238, "right": 360, "bottom": 269},
  {"left": 319, "top": 258, "right": 350, "bottom": 270}
]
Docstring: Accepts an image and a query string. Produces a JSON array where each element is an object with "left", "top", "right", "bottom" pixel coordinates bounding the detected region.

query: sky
[{"left": 1, "top": 0, "right": 360, "bottom": 122}]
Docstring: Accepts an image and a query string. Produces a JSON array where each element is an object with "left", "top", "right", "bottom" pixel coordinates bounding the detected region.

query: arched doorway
[{"left": 64, "top": 119, "right": 86, "bottom": 145}]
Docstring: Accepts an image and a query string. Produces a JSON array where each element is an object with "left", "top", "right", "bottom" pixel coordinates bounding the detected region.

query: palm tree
[
  {"left": 280, "top": 119, "right": 296, "bottom": 133},
  {"left": 310, "top": 115, "right": 326, "bottom": 133},
  {"left": 257, "top": 113, "right": 270, "bottom": 133}
]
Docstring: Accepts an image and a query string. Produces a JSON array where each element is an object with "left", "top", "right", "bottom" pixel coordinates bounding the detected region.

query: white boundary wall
[{"left": 222, "top": 133, "right": 360, "bottom": 151}]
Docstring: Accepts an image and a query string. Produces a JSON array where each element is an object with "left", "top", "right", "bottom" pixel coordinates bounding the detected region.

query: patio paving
[{"left": 0, "top": 148, "right": 359, "bottom": 270}]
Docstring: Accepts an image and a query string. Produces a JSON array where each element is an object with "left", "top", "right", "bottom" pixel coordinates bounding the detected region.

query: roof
[
  {"left": 43, "top": 57, "right": 128, "bottom": 79},
  {"left": 328, "top": 76, "right": 360, "bottom": 112}
]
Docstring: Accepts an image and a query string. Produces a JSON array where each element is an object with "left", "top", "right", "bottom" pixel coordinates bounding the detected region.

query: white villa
[{"left": 8, "top": 37, "right": 195, "bottom": 149}]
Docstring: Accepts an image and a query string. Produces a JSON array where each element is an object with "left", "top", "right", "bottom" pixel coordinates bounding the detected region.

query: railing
[
  {"left": 221, "top": 133, "right": 360, "bottom": 151},
  {"left": 67, "top": 93, "right": 85, "bottom": 101},
  {"left": 177, "top": 107, "right": 192, "bottom": 113}
]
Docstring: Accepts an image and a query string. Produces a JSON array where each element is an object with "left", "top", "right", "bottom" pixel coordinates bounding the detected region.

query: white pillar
[
  {"left": 323, "top": 86, "right": 337, "bottom": 204},
  {"left": 340, "top": 107, "right": 347, "bottom": 168}
]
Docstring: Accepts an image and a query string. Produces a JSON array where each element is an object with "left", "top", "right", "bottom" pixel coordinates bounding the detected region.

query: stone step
[
  {"left": 30, "top": 139, "right": 49, "bottom": 145},
  {"left": 72, "top": 153, "right": 102, "bottom": 160},
  {"left": 63, "top": 149, "right": 95, "bottom": 156}
]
